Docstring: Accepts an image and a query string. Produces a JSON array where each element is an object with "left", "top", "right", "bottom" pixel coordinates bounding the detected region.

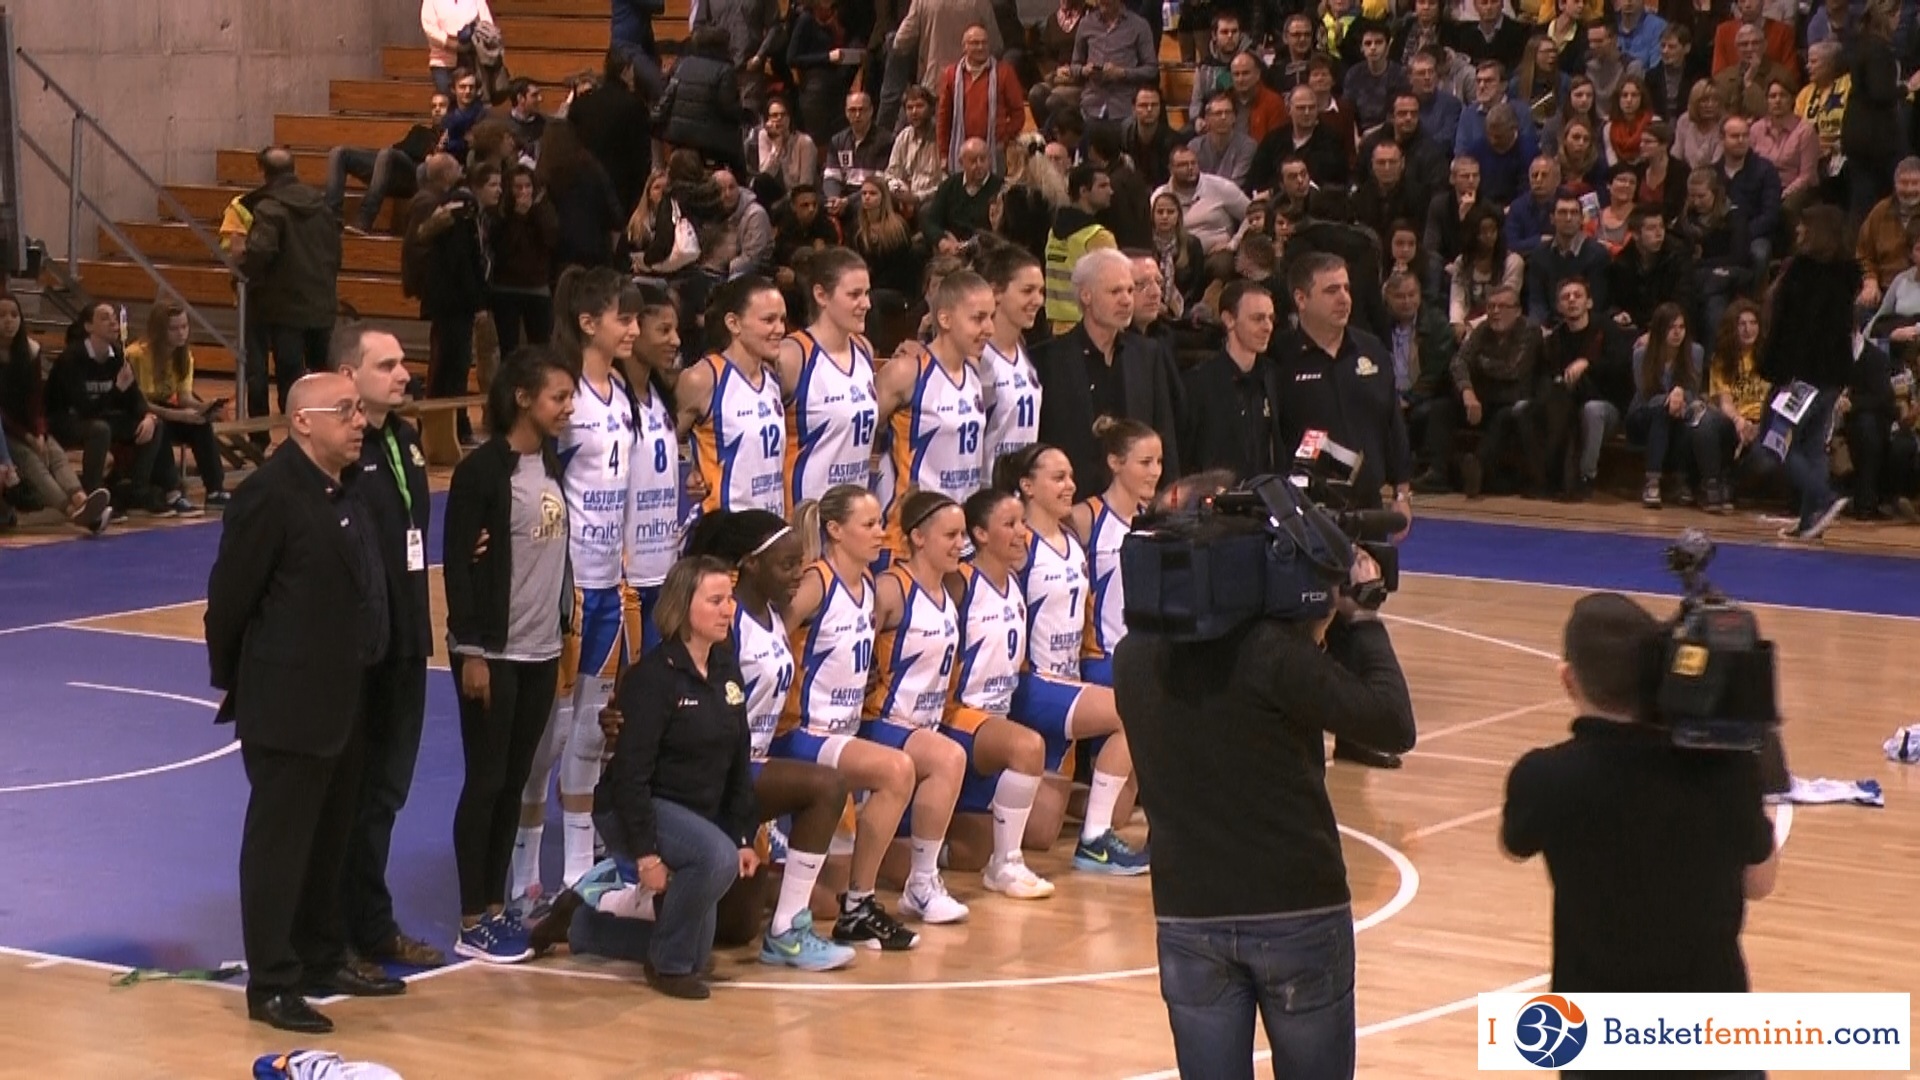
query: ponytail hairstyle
[
  {"left": 897, "top": 489, "right": 960, "bottom": 553},
  {"left": 552, "top": 265, "right": 628, "bottom": 373},
  {"left": 791, "top": 482, "right": 874, "bottom": 564},
  {"left": 486, "top": 345, "right": 576, "bottom": 478},
  {"left": 806, "top": 246, "right": 869, "bottom": 323},
  {"left": 705, "top": 274, "right": 782, "bottom": 354},
  {"left": 1093, "top": 416, "right": 1157, "bottom": 465},
  {"left": 962, "top": 487, "right": 1019, "bottom": 549},
  {"left": 992, "top": 442, "right": 1060, "bottom": 498}
]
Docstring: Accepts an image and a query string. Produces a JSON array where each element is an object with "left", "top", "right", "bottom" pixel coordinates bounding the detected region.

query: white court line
[
  {"left": 1404, "top": 806, "right": 1503, "bottom": 843},
  {"left": 1409, "top": 749, "right": 1512, "bottom": 768},
  {"left": 0, "top": 599, "right": 202, "bottom": 638},
  {"left": 1419, "top": 699, "right": 1561, "bottom": 742},
  {"left": 492, "top": 822, "right": 1419, "bottom": 995},
  {"left": 0, "top": 683, "right": 237, "bottom": 795},
  {"left": 1402, "top": 568, "right": 1920, "bottom": 626},
  {"left": 1381, "top": 612, "right": 1560, "bottom": 661}
]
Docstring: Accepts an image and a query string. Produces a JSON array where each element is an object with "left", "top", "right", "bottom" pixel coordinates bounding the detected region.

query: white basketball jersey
[
  {"left": 889, "top": 354, "right": 985, "bottom": 505},
  {"left": 869, "top": 566, "right": 959, "bottom": 730},
  {"left": 1084, "top": 496, "right": 1134, "bottom": 657},
  {"left": 1021, "top": 529, "right": 1091, "bottom": 680},
  {"left": 782, "top": 562, "right": 874, "bottom": 738},
  {"left": 735, "top": 603, "right": 795, "bottom": 763},
  {"left": 559, "top": 369, "right": 636, "bottom": 590},
  {"left": 954, "top": 563, "right": 1026, "bottom": 715},
  {"left": 693, "top": 354, "right": 786, "bottom": 518},
  {"left": 625, "top": 381, "right": 681, "bottom": 587},
  {"left": 980, "top": 340, "right": 1041, "bottom": 467},
  {"left": 787, "top": 332, "right": 880, "bottom": 507}
]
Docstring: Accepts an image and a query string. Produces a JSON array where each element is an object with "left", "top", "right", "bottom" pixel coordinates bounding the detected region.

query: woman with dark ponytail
[
  {"left": 676, "top": 274, "right": 790, "bottom": 517},
  {"left": 615, "top": 280, "right": 689, "bottom": 652},
  {"left": 444, "top": 347, "right": 577, "bottom": 963},
  {"left": 775, "top": 248, "right": 881, "bottom": 509}
]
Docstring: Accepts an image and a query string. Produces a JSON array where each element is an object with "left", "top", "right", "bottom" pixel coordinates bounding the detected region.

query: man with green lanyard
[{"left": 334, "top": 324, "right": 444, "bottom": 974}]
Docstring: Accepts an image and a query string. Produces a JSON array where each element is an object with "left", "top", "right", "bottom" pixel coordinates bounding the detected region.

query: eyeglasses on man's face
[{"left": 297, "top": 400, "right": 367, "bottom": 422}]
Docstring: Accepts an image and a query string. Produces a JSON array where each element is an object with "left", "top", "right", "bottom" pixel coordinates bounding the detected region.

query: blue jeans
[
  {"left": 1784, "top": 389, "right": 1839, "bottom": 529},
  {"left": 639, "top": 798, "right": 739, "bottom": 977},
  {"left": 1155, "top": 907, "right": 1357, "bottom": 1080}
]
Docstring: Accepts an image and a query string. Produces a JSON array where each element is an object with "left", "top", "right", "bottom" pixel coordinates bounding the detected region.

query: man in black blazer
[
  {"left": 332, "top": 327, "right": 444, "bottom": 972},
  {"left": 205, "top": 371, "right": 403, "bottom": 1034},
  {"left": 1184, "top": 280, "right": 1284, "bottom": 476},
  {"left": 1035, "top": 247, "right": 1184, "bottom": 492}
]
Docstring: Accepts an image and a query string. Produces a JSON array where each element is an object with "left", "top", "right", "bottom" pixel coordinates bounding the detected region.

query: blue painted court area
[{"left": 2, "top": 506, "right": 1916, "bottom": 974}]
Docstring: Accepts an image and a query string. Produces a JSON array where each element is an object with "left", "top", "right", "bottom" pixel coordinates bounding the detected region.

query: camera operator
[
  {"left": 1114, "top": 549, "right": 1416, "bottom": 1080},
  {"left": 1501, "top": 592, "right": 1778, "bottom": 1080},
  {"left": 1269, "top": 251, "right": 1416, "bottom": 770}
]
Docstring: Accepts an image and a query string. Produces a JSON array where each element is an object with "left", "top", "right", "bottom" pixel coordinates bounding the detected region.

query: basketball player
[
  {"left": 978, "top": 246, "right": 1046, "bottom": 465},
  {"left": 512, "top": 268, "right": 643, "bottom": 908},
  {"left": 678, "top": 277, "right": 789, "bottom": 517},
  {"left": 997, "top": 446, "right": 1149, "bottom": 875},
  {"left": 772, "top": 484, "right": 922, "bottom": 951},
  {"left": 777, "top": 248, "right": 881, "bottom": 508},
  {"left": 620, "top": 282, "right": 686, "bottom": 653},
  {"left": 872, "top": 270, "right": 995, "bottom": 555},
  {"left": 1069, "top": 418, "right": 1163, "bottom": 688}
]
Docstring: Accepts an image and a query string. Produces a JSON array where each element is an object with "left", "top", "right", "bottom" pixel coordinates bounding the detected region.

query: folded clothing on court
[
  {"left": 254, "top": 1051, "right": 402, "bottom": 1080},
  {"left": 1766, "top": 776, "right": 1885, "bottom": 807},
  {"left": 1885, "top": 725, "right": 1920, "bottom": 764}
]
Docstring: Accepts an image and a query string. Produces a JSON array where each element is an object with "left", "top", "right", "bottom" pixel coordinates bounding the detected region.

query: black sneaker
[{"left": 832, "top": 893, "right": 920, "bottom": 952}]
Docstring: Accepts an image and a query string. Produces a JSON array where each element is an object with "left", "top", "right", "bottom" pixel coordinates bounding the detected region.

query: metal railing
[{"left": 12, "top": 42, "right": 253, "bottom": 417}]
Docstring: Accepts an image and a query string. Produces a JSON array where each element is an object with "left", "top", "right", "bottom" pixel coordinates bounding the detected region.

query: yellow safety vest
[{"left": 1044, "top": 222, "right": 1110, "bottom": 327}]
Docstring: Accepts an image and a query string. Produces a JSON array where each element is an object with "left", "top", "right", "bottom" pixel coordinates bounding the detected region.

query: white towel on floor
[
  {"left": 1768, "top": 776, "right": 1885, "bottom": 807},
  {"left": 1884, "top": 725, "right": 1920, "bottom": 764},
  {"left": 254, "top": 1051, "right": 402, "bottom": 1080}
]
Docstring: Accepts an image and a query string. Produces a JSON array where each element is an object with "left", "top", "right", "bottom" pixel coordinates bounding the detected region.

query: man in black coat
[
  {"left": 332, "top": 328, "right": 444, "bottom": 972},
  {"left": 206, "top": 372, "right": 404, "bottom": 1035},
  {"left": 242, "top": 147, "right": 344, "bottom": 419},
  {"left": 1035, "top": 247, "right": 1185, "bottom": 492},
  {"left": 1184, "top": 279, "right": 1284, "bottom": 476}
]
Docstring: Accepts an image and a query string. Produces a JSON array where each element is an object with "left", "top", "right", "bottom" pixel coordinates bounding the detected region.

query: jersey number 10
[{"left": 852, "top": 639, "right": 875, "bottom": 674}]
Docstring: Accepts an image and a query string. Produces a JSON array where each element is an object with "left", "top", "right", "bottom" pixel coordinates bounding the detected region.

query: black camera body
[
  {"left": 1646, "top": 531, "right": 1781, "bottom": 753},
  {"left": 1119, "top": 435, "right": 1405, "bottom": 642}
]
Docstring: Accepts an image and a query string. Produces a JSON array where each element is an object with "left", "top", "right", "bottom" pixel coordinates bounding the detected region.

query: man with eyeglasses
[{"left": 208, "top": 371, "right": 403, "bottom": 1035}]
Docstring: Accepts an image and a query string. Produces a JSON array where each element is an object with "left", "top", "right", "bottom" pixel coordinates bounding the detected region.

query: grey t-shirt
[{"left": 494, "top": 453, "right": 568, "bottom": 662}]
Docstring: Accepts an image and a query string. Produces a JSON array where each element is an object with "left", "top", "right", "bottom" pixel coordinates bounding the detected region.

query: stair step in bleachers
[
  {"left": 331, "top": 79, "right": 443, "bottom": 118},
  {"left": 380, "top": 45, "right": 609, "bottom": 85},
  {"left": 215, "top": 148, "right": 334, "bottom": 189},
  {"left": 102, "top": 223, "right": 402, "bottom": 276},
  {"left": 275, "top": 114, "right": 418, "bottom": 151},
  {"left": 159, "top": 185, "right": 398, "bottom": 231},
  {"left": 77, "top": 260, "right": 415, "bottom": 320},
  {"left": 495, "top": 15, "right": 622, "bottom": 51},
  {"left": 495, "top": 0, "right": 688, "bottom": 18}
]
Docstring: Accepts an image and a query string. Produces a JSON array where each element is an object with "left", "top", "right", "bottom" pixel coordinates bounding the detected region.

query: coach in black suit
[
  {"left": 1035, "top": 248, "right": 1184, "bottom": 492},
  {"left": 205, "top": 371, "right": 403, "bottom": 1035}
]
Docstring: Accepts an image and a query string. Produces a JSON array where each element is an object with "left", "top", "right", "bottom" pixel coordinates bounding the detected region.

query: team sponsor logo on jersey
[
  {"left": 1355, "top": 356, "right": 1379, "bottom": 377},
  {"left": 724, "top": 681, "right": 745, "bottom": 706}
]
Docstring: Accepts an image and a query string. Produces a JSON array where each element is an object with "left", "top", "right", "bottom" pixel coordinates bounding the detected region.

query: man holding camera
[
  {"left": 1270, "top": 250, "right": 1416, "bottom": 770},
  {"left": 1115, "top": 547, "right": 1416, "bottom": 1080},
  {"left": 1502, "top": 592, "right": 1779, "bottom": 1079}
]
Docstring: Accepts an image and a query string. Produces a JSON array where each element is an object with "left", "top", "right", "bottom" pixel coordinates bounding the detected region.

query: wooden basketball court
[{"left": 4, "top": 561, "right": 1917, "bottom": 1079}]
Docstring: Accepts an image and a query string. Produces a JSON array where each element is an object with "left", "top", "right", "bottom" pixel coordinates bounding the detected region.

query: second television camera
[
  {"left": 1646, "top": 530, "right": 1783, "bottom": 758},
  {"left": 1119, "top": 433, "right": 1405, "bottom": 641}
]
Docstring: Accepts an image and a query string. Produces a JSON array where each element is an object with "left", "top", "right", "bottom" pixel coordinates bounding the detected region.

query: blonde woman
[
  {"left": 127, "top": 301, "right": 227, "bottom": 507},
  {"left": 1672, "top": 81, "right": 1726, "bottom": 170},
  {"left": 1150, "top": 191, "right": 1207, "bottom": 310},
  {"left": 849, "top": 179, "right": 921, "bottom": 298},
  {"left": 626, "top": 170, "right": 699, "bottom": 277}
]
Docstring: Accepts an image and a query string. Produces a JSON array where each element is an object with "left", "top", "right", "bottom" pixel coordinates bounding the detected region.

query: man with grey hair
[
  {"left": 822, "top": 93, "right": 893, "bottom": 215},
  {"left": 1712, "top": 21, "right": 1794, "bottom": 119},
  {"left": 1466, "top": 101, "right": 1535, "bottom": 205},
  {"left": 1035, "top": 246, "right": 1184, "bottom": 489},
  {"left": 1856, "top": 157, "right": 1920, "bottom": 307},
  {"left": 1155, "top": 144, "right": 1250, "bottom": 254}
]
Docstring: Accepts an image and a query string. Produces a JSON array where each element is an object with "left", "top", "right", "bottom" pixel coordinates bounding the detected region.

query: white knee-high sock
[
  {"left": 772, "top": 850, "right": 826, "bottom": 937},
  {"left": 509, "top": 824, "right": 544, "bottom": 902},
  {"left": 990, "top": 771, "right": 1042, "bottom": 863},
  {"left": 1081, "top": 770, "right": 1127, "bottom": 842},
  {"left": 562, "top": 812, "right": 598, "bottom": 886}
]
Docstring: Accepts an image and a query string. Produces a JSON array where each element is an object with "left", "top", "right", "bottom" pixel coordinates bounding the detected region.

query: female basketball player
[
  {"left": 977, "top": 245, "right": 1045, "bottom": 466},
  {"left": 1068, "top": 418, "right": 1162, "bottom": 688},
  {"left": 512, "top": 267, "right": 643, "bottom": 908},
  {"left": 687, "top": 510, "right": 860, "bottom": 970},
  {"left": 620, "top": 281, "right": 686, "bottom": 653},
  {"left": 773, "top": 484, "right": 922, "bottom": 951},
  {"left": 942, "top": 491, "right": 1057, "bottom": 899},
  {"left": 677, "top": 276, "right": 788, "bottom": 517},
  {"left": 872, "top": 270, "right": 996, "bottom": 554},
  {"left": 777, "top": 248, "right": 880, "bottom": 509},
  {"left": 997, "top": 446, "right": 1149, "bottom": 875}
]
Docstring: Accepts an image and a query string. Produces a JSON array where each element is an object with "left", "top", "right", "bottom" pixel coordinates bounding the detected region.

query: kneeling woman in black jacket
[
  {"left": 594, "top": 555, "right": 762, "bottom": 1000},
  {"left": 444, "top": 348, "right": 577, "bottom": 965}
]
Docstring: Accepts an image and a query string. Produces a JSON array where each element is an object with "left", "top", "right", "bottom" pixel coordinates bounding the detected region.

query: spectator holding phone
[{"left": 128, "top": 301, "right": 228, "bottom": 508}]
